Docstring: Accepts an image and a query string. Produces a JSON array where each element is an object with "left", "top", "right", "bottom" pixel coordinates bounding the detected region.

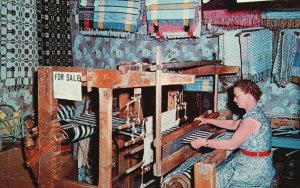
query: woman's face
[{"left": 233, "top": 87, "right": 246, "bottom": 109}]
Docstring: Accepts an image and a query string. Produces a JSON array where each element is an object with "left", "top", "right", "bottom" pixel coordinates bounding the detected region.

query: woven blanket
[
  {"left": 79, "top": 0, "right": 142, "bottom": 32},
  {"left": 203, "top": 9, "right": 262, "bottom": 29},
  {"left": 223, "top": 30, "right": 241, "bottom": 67},
  {"left": 246, "top": 29, "right": 272, "bottom": 82},
  {"left": 146, "top": 0, "right": 200, "bottom": 38},
  {"left": 272, "top": 29, "right": 300, "bottom": 87},
  {"left": 0, "top": 0, "right": 39, "bottom": 90},
  {"left": 292, "top": 37, "right": 300, "bottom": 77}
]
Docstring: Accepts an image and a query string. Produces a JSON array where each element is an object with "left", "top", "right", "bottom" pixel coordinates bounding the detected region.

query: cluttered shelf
[{"left": 270, "top": 115, "right": 300, "bottom": 150}]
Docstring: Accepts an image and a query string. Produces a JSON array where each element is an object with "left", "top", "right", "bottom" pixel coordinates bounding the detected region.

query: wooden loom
[{"left": 24, "top": 54, "right": 239, "bottom": 187}]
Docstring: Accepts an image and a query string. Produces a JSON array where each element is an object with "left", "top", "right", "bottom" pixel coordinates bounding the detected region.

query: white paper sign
[{"left": 53, "top": 71, "right": 82, "bottom": 101}]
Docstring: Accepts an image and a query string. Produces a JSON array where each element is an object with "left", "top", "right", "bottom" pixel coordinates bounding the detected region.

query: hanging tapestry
[
  {"left": 262, "top": 11, "right": 300, "bottom": 29},
  {"left": 0, "top": 0, "right": 38, "bottom": 90},
  {"left": 78, "top": 0, "right": 143, "bottom": 35},
  {"left": 36, "top": 0, "right": 73, "bottom": 66},
  {"left": 203, "top": 9, "right": 262, "bottom": 30},
  {"left": 272, "top": 29, "right": 300, "bottom": 87},
  {"left": 241, "top": 29, "right": 272, "bottom": 82},
  {"left": 292, "top": 37, "right": 300, "bottom": 78},
  {"left": 240, "top": 33, "right": 250, "bottom": 79},
  {"left": 221, "top": 30, "right": 242, "bottom": 68},
  {"left": 145, "top": 0, "right": 201, "bottom": 38}
]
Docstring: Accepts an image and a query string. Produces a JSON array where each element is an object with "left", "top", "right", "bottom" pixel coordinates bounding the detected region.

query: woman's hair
[{"left": 233, "top": 79, "right": 262, "bottom": 101}]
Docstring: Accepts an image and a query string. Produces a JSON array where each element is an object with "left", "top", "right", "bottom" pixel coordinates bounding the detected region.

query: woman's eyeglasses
[{"left": 234, "top": 92, "right": 245, "bottom": 98}]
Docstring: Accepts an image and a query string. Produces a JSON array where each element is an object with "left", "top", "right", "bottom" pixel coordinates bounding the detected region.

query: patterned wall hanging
[
  {"left": 78, "top": 0, "right": 143, "bottom": 37},
  {"left": 36, "top": 0, "right": 73, "bottom": 66},
  {"left": 272, "top": 29, "right": 300, "bottom": 87},
  {"left": 146, "top": 0, "right": 201, "bottom": 39},
  {"left": 240, "top": 29, "right": 273, "bottom": 82},
  {"left": 262, "top": 11, "right": 300, "bottom": 29},
  {"left": 0, "top": 0, "right": 39, "bottom": 90}
]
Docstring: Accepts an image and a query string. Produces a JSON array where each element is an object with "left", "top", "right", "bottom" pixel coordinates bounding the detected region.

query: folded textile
[
  {"left": 79, "top": 0, "right": 142, "bottom": 33},
  {"left": 146, "top": 0, "right": 200, "bottom": 38}
]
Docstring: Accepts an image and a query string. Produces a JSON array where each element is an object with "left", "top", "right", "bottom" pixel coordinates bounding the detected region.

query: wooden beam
[
  {"left": 56, "top": 179, "right": 97, "bottom": 188},
  {"left": 154, "top": 46, "right": 163, "bottom": 176},
  {"left": 194, "top": 149, "right": 227, "bottom": 188},
  {"left": 40, "top": 66, "right": 195, "bottom": 89},
  {"left": 98, "top": 88, "right": 113, "bottom": 188},
  {"left": 182, "top": 65, "right": 239, "bottom": 76}
]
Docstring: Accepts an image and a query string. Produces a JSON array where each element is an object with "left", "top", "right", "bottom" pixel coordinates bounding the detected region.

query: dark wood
[
  {"left": 149, "top": 61, "right": 220, "bottom": 71},
  {"left": 56, "top": 179, "right": 97, "bottom": 188},
  {"left": 182, "top": 65, "right": 239, "bottom": 76}
]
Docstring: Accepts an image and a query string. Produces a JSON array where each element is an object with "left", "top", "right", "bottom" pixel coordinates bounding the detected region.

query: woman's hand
[
  {"left": 190, "top": 138, "right": 205, "bottom": 149},
  {"left": 194, "top": 116, "right": 209, "bottom": 126}
]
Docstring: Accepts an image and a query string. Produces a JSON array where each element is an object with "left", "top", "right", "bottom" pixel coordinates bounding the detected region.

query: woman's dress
[{"left": 216, "top": 105, "right": 275, "bottom": 188}]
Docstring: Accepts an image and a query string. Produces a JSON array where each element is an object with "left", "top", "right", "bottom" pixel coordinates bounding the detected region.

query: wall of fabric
[
  {"left": 0, "top": 0, "right": 38, "bottom": 115},
  {"left": 0, "top": 0, "right": 73, "bottom": 116},
  {"left": 0, "top": 0, "right": 299, "bottom": 117},
  {"left": 69, "top": 1, "right": 299, "bottom": 116},
  {"left": 36, "top": 0, "right": 73, "bottom": 66}
]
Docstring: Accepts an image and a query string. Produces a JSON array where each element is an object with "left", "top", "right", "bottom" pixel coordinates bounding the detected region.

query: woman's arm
[
  {"left": 191, "top": 118, "right": 261, "bottom": 150},
  {"left": 195, "top": 117, "right": 242, "bottom": 130}
]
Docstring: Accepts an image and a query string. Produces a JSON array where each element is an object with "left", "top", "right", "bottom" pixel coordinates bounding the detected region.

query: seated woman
[{"left": 191, "top": 79, "right": 275, "bottom": 188}]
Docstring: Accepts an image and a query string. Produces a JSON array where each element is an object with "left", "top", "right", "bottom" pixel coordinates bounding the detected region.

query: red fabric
[{"left": 240, "top": 149, "right": 270, "bottom": 157}]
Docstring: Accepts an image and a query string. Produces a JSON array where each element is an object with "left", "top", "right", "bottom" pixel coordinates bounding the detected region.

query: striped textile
[
  {"left": 57, "top": 104, "right": 75, "bottom": 121},
  {"left": 183, "top": 77, "right": 213, "bottom": 92},
  {"left": 145, "top": 0, "right": 200, "bottom": 38},
  {"left": 79, "top": 0, "right": 142, "bottom": 32}
]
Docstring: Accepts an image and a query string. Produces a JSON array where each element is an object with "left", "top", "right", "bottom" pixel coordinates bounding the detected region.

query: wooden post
[
  {"left": 213, "top": 74, "right": 219, "bottom": 112},
  {"left": 194, "top": 161, "right": 216, "bottom": 188},
  {"left": 98, "top": 88, "right": 113, "bottom": 188},
  {"left": 37, "top": 67, "right": 58, "bottom": 187},
  {"left": 154, "top": 46, "right": 162, "bottom": 176},
  {"left": 194, "top": 150, "right": 227, "bottom": 188}
]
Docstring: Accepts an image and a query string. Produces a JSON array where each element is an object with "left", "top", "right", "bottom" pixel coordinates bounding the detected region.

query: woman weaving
[{"left": 191, "top": 79, "right": 275, "bottom": 187}]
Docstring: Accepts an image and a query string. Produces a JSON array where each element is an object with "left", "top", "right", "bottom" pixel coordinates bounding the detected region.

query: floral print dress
[{"left": 216, "top": 105, "right": 275, "bottom": 188}]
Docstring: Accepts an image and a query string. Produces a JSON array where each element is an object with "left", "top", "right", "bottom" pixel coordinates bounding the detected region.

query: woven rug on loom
[
  {"left": 146, "top": 0, "right": 200, "bottom": 38},
  {"left": 262, "top": 11, "right": 300, "bottom": 29},
  {"left": 272, "top": 29, "right": 300, "bottom": 87},
  {"left": 0, "top": 0, "right": 38, "bottom": 90},
  {"left": 79, "top": 0, "right": 142, "bottom": 33},
  {"left": 37, "top": 0, "right": 73, "bottom": 66},
  {"left": 203, "top": 9, "right": 262, "bottom": 30},
  {"left": 242, "top": 29, "right": 272, "bottom": 82}
]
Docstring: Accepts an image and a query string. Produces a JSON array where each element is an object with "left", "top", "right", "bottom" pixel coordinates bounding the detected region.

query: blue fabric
[
  {"left": 248, "top": 29, "right": 273, "bottom": 82},
  {"left": 216, "top": 105, "right": 275, "bottom": 188},
  {"left": 262, "top": 11, "right": 300, "bottom": 19}
]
